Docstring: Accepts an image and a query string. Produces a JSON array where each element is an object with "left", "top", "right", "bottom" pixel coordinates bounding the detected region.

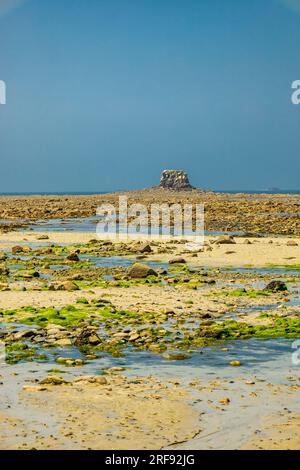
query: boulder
[{"left": 128, "top": 263, "right": 158, "bottom": 279}]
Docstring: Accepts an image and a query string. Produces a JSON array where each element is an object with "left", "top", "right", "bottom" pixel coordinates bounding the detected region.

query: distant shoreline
[{"left": 0, "top": 189, "right": 300, "bottom": 196}]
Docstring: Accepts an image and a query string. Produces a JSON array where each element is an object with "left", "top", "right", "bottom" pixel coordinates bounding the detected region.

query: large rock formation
[{"left": 159, "top": 170, "right": 194, "bottom": 190}]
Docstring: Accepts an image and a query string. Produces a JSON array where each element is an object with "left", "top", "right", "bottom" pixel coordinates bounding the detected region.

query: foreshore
[{"left": 0, "top": 204, "right": 299, "bottom": 449}]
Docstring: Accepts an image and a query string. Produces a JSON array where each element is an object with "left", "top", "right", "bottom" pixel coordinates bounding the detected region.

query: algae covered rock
[{"left": 264, "top": 280, "right": 288, "bottom": 292}]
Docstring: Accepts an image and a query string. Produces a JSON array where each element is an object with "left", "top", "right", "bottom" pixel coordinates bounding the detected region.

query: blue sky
[{"left": 0, "top": 0, "right": 300, "bottom": 192}]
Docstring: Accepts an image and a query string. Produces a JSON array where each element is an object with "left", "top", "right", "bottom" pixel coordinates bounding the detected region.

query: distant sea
[{"left": 0, "top": 190, "right": 300, "bottom": 195}]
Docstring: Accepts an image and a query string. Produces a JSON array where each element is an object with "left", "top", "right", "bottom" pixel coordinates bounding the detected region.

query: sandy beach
[{"left": 0, "top": 218, "right": 299, "bottom": 449}]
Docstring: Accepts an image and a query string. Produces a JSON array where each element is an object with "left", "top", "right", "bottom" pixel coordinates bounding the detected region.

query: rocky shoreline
[{"left": 0, "top": 189, "right": 299, "bottom": 235}]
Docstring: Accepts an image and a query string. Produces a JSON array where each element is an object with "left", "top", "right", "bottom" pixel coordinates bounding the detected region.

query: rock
[
  {"left": 74, "top": 375, "right": 107, "bottom": 385},
  {"left": 20, "top": 270, "right": 40, "bottom": 279},
  {"left": 55, "top": 357, "right": 82, "bottom": 366},
  {"left": 46, "top": 324, "right": 66, "bottom": 331},
  {"left": 105, "top": 366, "right": 126, "bottom": 373},
  {"left": 66, "top": 253, "right": 79, "bottom": 262},
  {"left": 219, "top": 398, "right": 231, "bottom": 405},
  {"left": 264, "top": 280, "right": 288, "bottom": 292},
  {"left": 0, "top": 253, "right": 7, "bottom": 261},
  {"left": 23, "top": 385, "right": 47, "bottom": 392},
  {"left": 39, "top": 375, "right": 68, "bottom": 385},
  {"left": 169, "top": 257, "right": 186, "bottom": 264},
  {"left": 0, "top": 266, "right": 9, "bottom": 276},
  {"left": 13, "top": 329, "right": 36, "bottom": 340},
  {"left": 159, "top": 169, "right": 194, "bottom": 190},
  {"left": 287, "top": 240, "right": 298, "bottom": 246},
  {"left": 128, "top": 332, "right": 140, "bottom": 342},
  {"left": 46, "top": 328, "right": 67, "bottom": 336},
  {"left": 215, "top": 235, "right": 236, "bottom": 245},
  {"left": 0, "top": 283, "right": 9, "bottom": 291},
  {"left": 128, "top": 263, "right": 158, "bottom": 279},
  {"left": 12, "top": 245, "right": 24, "bottom": 254},
  {"left": 88, "top": 334, "right": 101, "bottom": 345},
  {"left": 55, "top": 338, "right": 72, "bottom": 347},
  {"left": 57, "top": 281, "right": 79, "bottom": 291},
  {"left": 244, "top": 239, "right": 252, "bottom": 244},
  {"left": 162, "top": 352, "right": 191, "bottom": 361},
  {"left": 36, "top": 235, "right": 49, "bottom": 240},
  {"left": 229, "top": 360, "right": 241, "bottom": 366},
  {"left": 148, "top": 344, "right": 163, "bottom": 353},
  {"left": 74, "top": 329, "right": 101, "bottom": 346},
  {"left": 139, "top": 244, "right": 152, "bottom": 253}
]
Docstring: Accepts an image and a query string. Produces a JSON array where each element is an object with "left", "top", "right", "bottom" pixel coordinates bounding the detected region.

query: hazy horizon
[{"left": 1, "top": 0, "right": 300, "bottom": 192}]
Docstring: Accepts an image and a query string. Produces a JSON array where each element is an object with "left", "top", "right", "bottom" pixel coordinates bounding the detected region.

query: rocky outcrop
[{"left": 159, "top": 170, "right": 194, "bottom": 190}]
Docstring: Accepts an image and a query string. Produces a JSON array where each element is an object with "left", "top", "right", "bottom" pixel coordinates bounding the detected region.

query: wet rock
[
  {"left": 162, "top": 352, "right": 191, "bottom": 361},
  {"left": 229, "top": 360, "right": 241, "bottom": 366},
  {"left": 39, "top": 375, "right": 68, "bottom": 385},
  {"left": 46, "top": 327, "right": 68, "bottom": 336},
  {"left": 46, "top": 324, "right": 66, "bottom": 331},
  {"left": 20, "top": 270, "right": 40, "bottom": 279},
  {"left": 105, "top": 366, "right": 126, "bottom": 373},
  {"left": 36, "top": 235, "right": 49, "bottom": 240},
  {"left": 264, "top": 280, "right": 288, "bottom": 292},
  {"left": 74, "top": 328, "right": 101, "bottom": 346},
  {"left": 128, "top": 332, "right": 140, "bottom": 342},
  {"left": 128, "top": 263, "right": 158, "bottom": 279},
  {"left": 169, "top": 257, "right": 187, "bottom": 264},
  {"left": 55, "top": 338, "right": 72, "bottom": 347},
  {"left": 55, "top": 357, "right": 83, "bottom": 366},
  {"left": 66, "top": 253, "right": 80, "bottom": 262},
  {"left": 13, "top": 329, "right": 36, "bottom": 341}
]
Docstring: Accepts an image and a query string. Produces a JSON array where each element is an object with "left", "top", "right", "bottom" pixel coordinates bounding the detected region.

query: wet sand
[{"left": 0, "top": 228, "right": 299, "bottom": 450}]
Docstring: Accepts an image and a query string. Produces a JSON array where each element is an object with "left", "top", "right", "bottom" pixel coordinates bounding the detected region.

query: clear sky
[{"left": 0, "top": 0, "right": 300, "bottom": 192}]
